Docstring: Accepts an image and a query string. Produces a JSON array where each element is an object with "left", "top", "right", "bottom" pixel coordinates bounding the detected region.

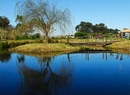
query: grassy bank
[
  {"left": 106, "top": 40, "right": 130, "bottom": 50},
  {"left": 0, "top": 40, "right": 44, "bottom": 49},
  {"left": 9, "top": 43, "right": 79, "bottom": 54},
  {"left": 106, "top": 40, "right": 130, "bottom": 54},
  {"left": 9, "top": 43, "right": 107, "bottom": 55},
  {"left": 2, "top": 38, "right": 126, "bottom": 55}
]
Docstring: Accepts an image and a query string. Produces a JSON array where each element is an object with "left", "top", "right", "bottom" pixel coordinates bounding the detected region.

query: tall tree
[
  {"left": 16, "top": 0, "right": 72, "bottom": 43},
  {"left": 97, "top": 23, "right": 108, "bottom": 33},
  {"left": 0, "top": 16, "right": 14, "bottom": 40},
  {"left": 0, "top": 16, "right": 10, "bottom": 29},
  {"left": 75, "top": 21, "right": 92, "bottom": 32}
]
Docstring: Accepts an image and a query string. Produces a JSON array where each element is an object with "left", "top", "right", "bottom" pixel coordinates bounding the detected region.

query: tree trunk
[{"left": 45, "top": 33, "right": 49, "bottom": 43}]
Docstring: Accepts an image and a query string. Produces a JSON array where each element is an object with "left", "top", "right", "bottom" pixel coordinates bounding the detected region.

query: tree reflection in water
[
  {"left": 116, "top": 53, "right": 123, "bottom": 61},
  {"left": 0, "top": 52, "right": 11, "bottom": 63},
  {"left": 17, "top": 55, "right": 74, "bottom": 95},
  {"left": 17, "top": 54, "right": 25, "bottom": 64}
]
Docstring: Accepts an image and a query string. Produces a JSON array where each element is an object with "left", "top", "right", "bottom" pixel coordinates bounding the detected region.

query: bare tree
[{"left": 16, "top": 0, "right": 72, "bottom": 43}]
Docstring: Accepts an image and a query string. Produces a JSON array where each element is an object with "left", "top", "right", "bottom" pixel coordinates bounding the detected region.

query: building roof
[{"left": 121, "top": 29, "right": 130, "bottom": 33}]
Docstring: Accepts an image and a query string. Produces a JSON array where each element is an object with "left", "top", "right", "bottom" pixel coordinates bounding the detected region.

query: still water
[{"left": 0, "top": 51, "right": 130, "bottom": 95}]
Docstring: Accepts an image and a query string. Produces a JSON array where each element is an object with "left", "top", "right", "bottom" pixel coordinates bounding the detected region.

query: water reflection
[
  {"left": 67, "top": 54, "right": 70, "bottom": 62},
  {"left": 0, "top": 52, "right": 11, "bottom": 63},
  {"left": 17, "top": 56, "right": 74, "bottom": 95},
  {"left": 1, "top": 50, "right": 130, "bottom": 95},
  {"left": 17, "top": 54, "right": 25, "bottom": 64},
  {"left": 37, "top": 56, "right": 53, "bottom": 67},
  {"left": 115, "top": 53, "right": 124, "bottom": 73},
  {"left": 76, "top": 51, "right": 110, "bottom": 61},
  {"left": 73, "top": 51, "right": 126, "bottom": 61},
  {"left": 116, "top": 53, "right": 123, "bottom": 61}
]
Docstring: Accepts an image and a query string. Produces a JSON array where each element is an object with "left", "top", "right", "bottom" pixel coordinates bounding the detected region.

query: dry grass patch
[{"left": 106, "top": 40, "right": 130, "bottom": 50}]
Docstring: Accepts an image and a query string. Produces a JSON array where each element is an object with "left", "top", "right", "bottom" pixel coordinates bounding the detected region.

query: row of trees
[
  {"left": 0, "top": 16, "right": 40, "bottom": 40},
  {"left": 0, "top": 0, "right": 72, "bottom": 43},
  {"left": 75, "top": 21, "right": 119, "bottom": 37}
]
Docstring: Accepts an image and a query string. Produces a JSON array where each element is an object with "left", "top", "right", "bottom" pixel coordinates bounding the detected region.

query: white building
[{"left": 121, "top": 29, "right": 130, "bottom": 38}]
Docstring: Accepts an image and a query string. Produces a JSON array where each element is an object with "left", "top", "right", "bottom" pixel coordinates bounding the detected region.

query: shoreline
[
  {"left": 9, "top": 43, "right": 107, "bottom": 54},
  {"left": 4, "top": 40, "right": 130, "bottom": 55}
]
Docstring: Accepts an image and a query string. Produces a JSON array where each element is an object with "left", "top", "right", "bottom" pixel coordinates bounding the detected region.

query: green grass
[
  {"left": 9, "top": 43, "right": 79, "bottom": 54},
  {"left": 9, "top": 42, "right": 109, "bottom": 56}
]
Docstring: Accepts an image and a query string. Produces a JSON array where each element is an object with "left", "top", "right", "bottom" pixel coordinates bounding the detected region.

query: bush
[
  {"left": 9, "top": 42, "right": 16, "bottom": 48},
  {"left": 15, "top": 36, "right": 21, "bottom": 40},
  {"left": 0, "top": 41, "right": 9, "bottom": 49},
  {"left": 48, "top": 39, "right": 55, "bottom": 43},
  {"left": 36, "top": 39, "right": 43, "bottom": 43},
  {"left": 29, "top": 33, "right": 40, "bottom": 40},
  {"left": 54, "top": 39, "right": 59, "bottom": 43},
  {"left": 22, "top": 34, "right": 28, "bottom": 39},
  {"left": 74, "top": 32, "right": 87, "bottom": 38},
  {"left": 29, "top": 35, "right": 35, "bottom": 39}
]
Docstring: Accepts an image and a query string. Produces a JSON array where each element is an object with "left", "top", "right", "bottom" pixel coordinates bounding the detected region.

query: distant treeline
[{"left": 75, "top": 21, "right": 119, "bottom": 34}]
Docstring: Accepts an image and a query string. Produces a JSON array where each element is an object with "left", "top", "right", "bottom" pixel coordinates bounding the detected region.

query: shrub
[
  {"left": 29, "top": 35, "right": 35, "bottom": 39},
  {"left": 9, "top": 42, "right": 16, "bottom": 48},
  {"left": 15, "top": 36, "right": 21, "bottom": 40},
  {"left": 22, "top": 34, "right": 28, "bottom": 39},
  {"left": 74, "top": 32, "right": 87, "bottom": 38},
  {"left": 29, "top": 33, "right": 40, "bottom": 40},
  {"left": 48, "top": 39, "right": 55, "bottom": 43},
  {"left": 36, "top": 39, "right": 43, "bottom": 43},
  {"left": 0, "top": 41, "right": 9, "bottom": 49}
]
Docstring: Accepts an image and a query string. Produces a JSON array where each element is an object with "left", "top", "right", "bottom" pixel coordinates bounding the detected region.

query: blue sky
[{"left": 0, "top": 0, "right": 130, "bottom": 32}]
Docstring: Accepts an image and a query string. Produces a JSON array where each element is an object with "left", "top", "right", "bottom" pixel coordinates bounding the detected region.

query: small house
[{"left": 121, "top": 29, "right": 130, "bottom": 39}]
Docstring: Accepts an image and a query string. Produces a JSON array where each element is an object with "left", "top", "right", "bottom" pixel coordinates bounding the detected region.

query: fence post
[{"left": 67, "top": 35, "right": 69, "bottom": 44}]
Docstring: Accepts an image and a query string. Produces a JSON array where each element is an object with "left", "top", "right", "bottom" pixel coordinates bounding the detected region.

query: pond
[{"left": 0, "top": 51, "right": 130, "bottom": 95}]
